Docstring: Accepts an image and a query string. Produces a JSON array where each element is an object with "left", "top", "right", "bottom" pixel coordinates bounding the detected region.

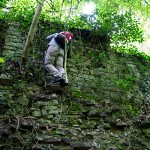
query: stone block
[
  {"left": 5, "top": 42, "right": 23, "bottom": 49},
  {"left": 5, "top": 38, "right": 23, "bottom": 44},
  {"left": 6, "top": 35, "right": 20, "bottom": 40},
  {"left": 32, "top": 110, "right": 42, "bottom": 117},
  {"left": 3, "top": 50, "right": 15, "bottom": 57},
  {"left": 3, "top": 45, "right": 15, "bottom": 50},
  {"left": 0, "top": 74, "right": 12, "bottom": 86},
  {"left": 41, "top": 108, "right": 59, "bottom": 115},
  {"left": 33, "top": 93, "right": 58, "bottom": 102}
]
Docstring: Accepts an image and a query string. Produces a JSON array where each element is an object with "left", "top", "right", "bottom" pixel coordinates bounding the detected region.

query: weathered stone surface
[
  {"left": 45, "top": 83, "right": 65, "bottom": 94},
  {"left": 32, "top": 110, "right": 41, "bottom": 117},
  {"left": 35, "top": 136, "right": 61, "bottom": 144},
  {"left": 103, "top": 123, "right": 111, "bottom": 129},
  {"left": 0, "top": 124, "right": 11, "bottom": 138},
  {"left": 72, "top": 143, "right": 91, "bottom": 150},
  {"left": 134, "top": 115, "right": 150, "bottom": 128},
  {"left": 19, "top": 118, "right": 40, "bottom": 130},
  {"left": 116, "top": 122, "right": 129, "bottom": 128},
  {"left": 34, "top": 93, "right": 58, "bottom": 102},
  {"left": 0, "top": 74, "right": 12, "bottom": 86},
  {"left": 3, "top": 23, "right": 23, "bottom": 58},
  {"left": 0, "top": 22, "right": 150, "bottom": 150}
]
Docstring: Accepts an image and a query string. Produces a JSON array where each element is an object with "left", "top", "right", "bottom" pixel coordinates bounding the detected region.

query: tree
[
  {"left": 2, "top": 0, "right": 149, "bottom": 57},
  {"left": 22, "top": 0, "right": 45, "bottom": 65}
]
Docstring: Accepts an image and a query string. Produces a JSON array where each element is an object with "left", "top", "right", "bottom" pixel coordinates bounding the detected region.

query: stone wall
[
  {"left": 0, "top": 22, "right": 150, "bottom": 150},
  {"left": 2, "top": 22, "right": 24, "bottom": 59},
  {"left": 68, "top": 41, "right": 149, "bottom": 104}
]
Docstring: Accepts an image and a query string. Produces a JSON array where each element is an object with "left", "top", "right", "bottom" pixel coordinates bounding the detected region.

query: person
[{"left": 45, "top": 31, "right": 73, "bottom": 86}]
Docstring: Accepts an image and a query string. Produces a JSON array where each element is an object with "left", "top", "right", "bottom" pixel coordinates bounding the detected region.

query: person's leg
[
  {"left": 45, "top": 45, "right": 65, "bottom": 85},
  {"left": 56, "top": 49, "right": 68, "bottom": 86},
  {"left": 45, "top": 45, "right": 62, "bottom": 77},
  {"left": 55, "top": 48, "right": 64, "bottom": 77}
]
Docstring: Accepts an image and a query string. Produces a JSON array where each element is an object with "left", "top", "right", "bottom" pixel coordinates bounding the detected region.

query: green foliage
[
  {"left": 116, "top": 75, "right": 139, "bottom": 91},
  {"left": 0, "top": 0, "right": 149, "bottom": 59},
  {"left": 0, "top": 57, "right": 5, "bottom": 63},
  {"left": 0, "top": 0, "right": 7, "bottom": 6},
  {"left": 116, "top": 45, "right": 150, "bottom": 60},
  {"left": 124, "top": 100, "right": 141, "bottom": 116},
  {"left": 111, "top": 12, "right": 144, "bottom": 45},
  {"left": 0, "top": 0, "right": 8, "bottom": 10},
  {"left": 0, "top": 0, "right": 8, "bottom": 19},
  {"left": 116, "top": 79, "right": 131, "bottom": 91}
]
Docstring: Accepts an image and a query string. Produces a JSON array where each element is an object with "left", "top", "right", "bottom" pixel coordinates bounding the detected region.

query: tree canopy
[{"left": 0, "top": 0, "right": 150, "bottom": 56}]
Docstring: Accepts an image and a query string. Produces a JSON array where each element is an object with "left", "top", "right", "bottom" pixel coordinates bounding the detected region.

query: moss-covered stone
[{"left": 0, "top": 21, "right": 150, "bottom": 150}]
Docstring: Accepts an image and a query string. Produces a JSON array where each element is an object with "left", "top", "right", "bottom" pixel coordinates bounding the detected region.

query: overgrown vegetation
[
  {"left": 0, "top": 0, "right": 150, "bottom": 149},
  {"left": 0, "top": 0, "right": 150, "bottom": 59}
]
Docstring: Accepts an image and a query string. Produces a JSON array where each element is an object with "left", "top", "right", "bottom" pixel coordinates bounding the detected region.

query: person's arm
[{"left": 46, "top": 33, "right": 56, "bottom": 42}]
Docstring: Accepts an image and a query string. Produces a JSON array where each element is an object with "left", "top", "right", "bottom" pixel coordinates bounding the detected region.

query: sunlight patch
[{"left": 82, "top": 2, "right": 96, "bottom": 15}]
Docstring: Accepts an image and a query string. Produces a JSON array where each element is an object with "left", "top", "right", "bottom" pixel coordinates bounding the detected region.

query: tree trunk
[{"left": 22, "top": 0, "right": 45, "bottom": 65}]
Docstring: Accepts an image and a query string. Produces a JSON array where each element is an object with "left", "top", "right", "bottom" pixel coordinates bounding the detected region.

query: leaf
[{"left": 0, "top": 57, "right": 5, "bottom": 63}]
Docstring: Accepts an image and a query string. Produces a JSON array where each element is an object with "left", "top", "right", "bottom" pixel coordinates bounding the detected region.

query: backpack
[
  {"left": 54, "top": 33, "right": 66, "bottom": 49},
  {"left": 46, "top": 34, "right": 55, "bottom": 42}
]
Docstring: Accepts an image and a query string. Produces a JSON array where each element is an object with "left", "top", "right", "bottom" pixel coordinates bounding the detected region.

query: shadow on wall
[
  {"left": 0, "top": 20, "right": 8, "bottom": 56},
  {"left": 70, "top": 28, "right": 110, "bottom": 49}
]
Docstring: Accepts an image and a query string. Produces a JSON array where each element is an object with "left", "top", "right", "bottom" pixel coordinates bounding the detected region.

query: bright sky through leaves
[{"left": 82, "top": 2, "right": 96, "bottom": 15}]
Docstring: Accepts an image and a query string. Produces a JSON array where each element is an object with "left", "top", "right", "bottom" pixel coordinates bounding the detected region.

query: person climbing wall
[{"left": 45, "top": 31, "right": 73, "bottom": 86}]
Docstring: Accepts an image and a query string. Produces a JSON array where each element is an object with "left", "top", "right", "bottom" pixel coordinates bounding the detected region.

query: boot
[
  {"left": 48, "top": 76, "right": 65, "bottom": 85},
  {"left": 60, "top": 79, "right": 68, "bottom": 87}
]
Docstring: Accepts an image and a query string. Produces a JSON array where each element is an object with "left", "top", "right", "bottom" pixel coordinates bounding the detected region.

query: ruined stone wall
[
  {"left": 2, "top": 22, "right": 24, "bottom": 59},
  {"left": 1, "top": 22, "right": 150, "bottom": 122},
  {"left": 68, "top": 40, "right": 150, "bottom": 105},
  {"left": 0, "top": 22, "right": 150, "bottom": 150}
]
